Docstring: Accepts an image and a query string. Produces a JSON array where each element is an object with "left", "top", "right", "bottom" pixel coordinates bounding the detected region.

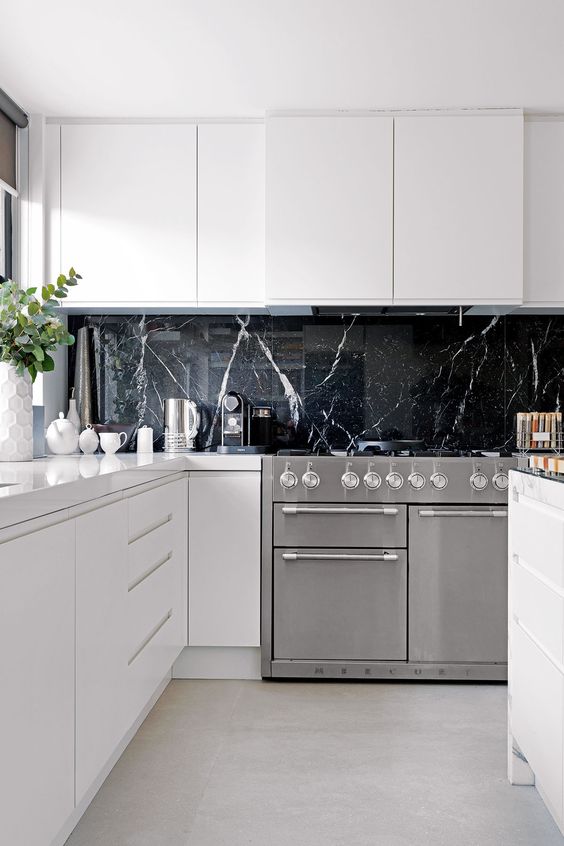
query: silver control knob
[
  {"left": 430, "top": 472, "right": 448, "bottom": 490},
  {"left": 363, "top": 471, "right": 382, "bottom": 490},
  {"left": 386, "top": 471, "right": 404, "bottom": 490},
  {"left": 492, "top": 472, "right": 509, "bottom": 491},
  {"left": 470, "top": 471, "right": 489, "bottom": 491},
  {"left": 302, "top": 470, "right": 320, "bottom": 489},
  {"left": 408, "top": 472, "right": 426, "bottom": 490},
  {"left": 341, "top": 471, "right": 360, "bottom": 490},
  {"left": 280, "top": 470, "right": 298, "bottom": 489}
]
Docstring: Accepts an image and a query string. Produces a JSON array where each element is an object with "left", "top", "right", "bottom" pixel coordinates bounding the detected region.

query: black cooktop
[{"left": 277, "top": 442, "right": 514, "bottom": 459}]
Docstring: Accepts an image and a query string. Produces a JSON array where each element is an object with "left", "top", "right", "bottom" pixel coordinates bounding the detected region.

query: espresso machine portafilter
[{"left": 163, "top": 398, "right": 200, "bottom": 452}]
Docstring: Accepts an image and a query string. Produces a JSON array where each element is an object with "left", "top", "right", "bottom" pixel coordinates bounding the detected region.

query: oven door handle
[
  {"left": 281, "top": 552, "right": 399, "bottom": 562},
  {"left": 281, "top": 506, "right": 399, "bottom": 516},
  {"left": 418, "top": 509, "right": 508, "bottom": 518}
]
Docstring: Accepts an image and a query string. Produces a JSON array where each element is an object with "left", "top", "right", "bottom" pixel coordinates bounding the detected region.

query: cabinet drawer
[
  {"left": 274, "top": 503, "right": 406, "bottom": 548},
  {"left": 127, "top": 520, "right": 175, "bottom": 589},
  {"left": 511, "top": 621, "right": 564, "bottom": 821},
  {"left": 127, "top": 553, "right": 180, "bottom": 661},
  {"left": 128, "top": 481, "right": 181, "bottom": 543},
  {"left": 512, "top": 498, "right": 564, "bottom": 588},
  {"left": 512, "top": 559, "right": 564, "bottom": 664},
  {"left": 125, "top": 609, "right": 184, "bottom": 728}
]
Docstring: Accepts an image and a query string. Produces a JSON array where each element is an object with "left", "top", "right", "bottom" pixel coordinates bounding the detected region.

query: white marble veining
[{"left": 0, "top": 452, "right": 261, "bottom": 531}]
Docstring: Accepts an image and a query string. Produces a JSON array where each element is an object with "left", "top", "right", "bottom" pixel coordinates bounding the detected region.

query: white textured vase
[{"left": 0, "top": 362, "right": 33, "bottom": 461}]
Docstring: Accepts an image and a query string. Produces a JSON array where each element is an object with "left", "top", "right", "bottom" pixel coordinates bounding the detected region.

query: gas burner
[{"left": 355, "top": 439, "right": 426, "bottom": 456}]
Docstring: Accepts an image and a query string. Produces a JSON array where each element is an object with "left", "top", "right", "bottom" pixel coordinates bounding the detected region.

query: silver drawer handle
[
  {"left": 281, "top": 506, "right": 399, "bottom": 516},
  {"left": 281, "top": 552, "right": 399, "bottom": 562},
  {"left": 418, "top": 509, "right": 507, "bottom": 518}
]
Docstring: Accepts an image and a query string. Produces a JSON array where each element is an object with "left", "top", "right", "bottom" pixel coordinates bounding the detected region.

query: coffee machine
[{"left": 220, "top": 391, "right": 250, "bottom": 448}]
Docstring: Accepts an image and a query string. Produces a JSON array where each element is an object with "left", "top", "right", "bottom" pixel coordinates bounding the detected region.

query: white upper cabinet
[
  {"left": 197, "top": 124, "right": 265, "bottom": 306},
  {"left": 524, "top": 119, "right": 564, "bottom": 305},
  {"left": 266, "top": 116, "right": 394, "bottom": 304},
  {"left": 59, "top": 124, "right": 197, "bottom": 305},
  {"left": 394, "top": 113, "right": 523, "bottom": 304}
]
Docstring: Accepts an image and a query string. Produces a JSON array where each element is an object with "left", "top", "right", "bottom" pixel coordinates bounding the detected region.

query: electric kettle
[{"left": 163, "top": 398, "right": 200, "bottom": 452}]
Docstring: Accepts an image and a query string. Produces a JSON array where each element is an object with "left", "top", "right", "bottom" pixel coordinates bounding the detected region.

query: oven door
[
  {"left": 408, "top": 505, "right": 508, "bottom": 663},
  {"left": 273, "top": 548, "right": 407, "bottom": 661}
]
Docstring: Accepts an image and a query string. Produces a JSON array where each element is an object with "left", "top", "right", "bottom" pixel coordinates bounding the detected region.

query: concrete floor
[{"left": 66, "top": 680, "right": 563, "bottom": 846}]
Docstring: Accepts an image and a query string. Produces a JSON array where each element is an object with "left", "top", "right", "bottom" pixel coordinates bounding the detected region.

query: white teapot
[
  {"left": 79, "top": 424, "right": 99, "bottom": 454},
  {"left": 46, "top": 412, "right": 79, "bottom": 455}
]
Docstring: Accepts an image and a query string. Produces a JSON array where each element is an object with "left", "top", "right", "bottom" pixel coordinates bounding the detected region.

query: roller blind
[{"left": 0, "top": 111, "right": 16, "bottom": 192}]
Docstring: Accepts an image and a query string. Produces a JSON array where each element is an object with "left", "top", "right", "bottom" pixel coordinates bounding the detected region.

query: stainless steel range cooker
[{"left": 261, "top": 451, "right": 520, "bottom": 681}]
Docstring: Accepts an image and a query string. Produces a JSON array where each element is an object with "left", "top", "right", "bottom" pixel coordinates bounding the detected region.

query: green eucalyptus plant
[{"left": 0, "top": 268, "right": 81, "bottom": 381}]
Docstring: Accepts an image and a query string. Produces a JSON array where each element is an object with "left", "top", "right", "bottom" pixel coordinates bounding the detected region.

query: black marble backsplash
[{"left": 68, "top": 314, "right": 564, "bottom": 451}]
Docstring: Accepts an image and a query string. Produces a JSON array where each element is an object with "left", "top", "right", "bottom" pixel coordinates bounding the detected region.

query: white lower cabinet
[
  {"left": 75, "top": 499, "right": 129, "bottom": 803},
  {"left": 0, "top": 468, "right": 257, "bottom": 844},
  {"left": 0, "top": 520, "right": 75, "bottom": 846},
  {"left": 509, "top": 472, "right": 564, "bottom": 833},
  {"left": 189, "top": 471, "right": 261, "bottom": 647}
]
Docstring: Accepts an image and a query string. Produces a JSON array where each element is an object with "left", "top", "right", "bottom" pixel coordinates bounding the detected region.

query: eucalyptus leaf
[{"left": 0, "top": 269, "right": 81, "bottom": 380}]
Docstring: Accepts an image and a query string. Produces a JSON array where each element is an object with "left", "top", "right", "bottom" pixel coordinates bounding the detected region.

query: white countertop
[
  {"left": 0, "top": 452, "right": 262, "bottom": 531},
  {"left": 511, "top": 467, "right": 564, "bottom": 512}
]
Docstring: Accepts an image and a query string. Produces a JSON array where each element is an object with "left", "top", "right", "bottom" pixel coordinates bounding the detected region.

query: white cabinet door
[
  {"left": 524, "top": 120, "right": 564, "bottom": 305},
  {"left": 510, "top": 621, "right": 564, "bottom": 822},
  {"left": 189, "top": 471, "right": 261, "bottom": 646},
  {"left": 198, "top": 124, "right": 265, "bottom": 306},
  {"left": 394, "top": 114, "right": 523, "bottom": 303},
  {"left": 0, "top": 521, "right": 75, "bottom": 846},
  {"left": 75, "top": 500, "right": 128, "bottom": 804},
  {"left": 60, "top": 124, "right": 197, "bottom": 305},
  {"left": 266, "top": 116, "right": 393, "bottom": 304}
]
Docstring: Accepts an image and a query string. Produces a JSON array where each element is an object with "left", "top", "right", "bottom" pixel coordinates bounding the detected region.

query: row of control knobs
[{"left": 280, "top": 469, "right": 509, "bottom": 491}]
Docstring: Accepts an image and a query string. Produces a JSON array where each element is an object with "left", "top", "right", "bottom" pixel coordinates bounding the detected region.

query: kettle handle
[{"left": 187, "top": 408, "right": 200, "bottom": 439}]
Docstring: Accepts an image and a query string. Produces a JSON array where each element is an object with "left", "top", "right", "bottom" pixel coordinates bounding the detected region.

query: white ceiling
[{"left": 1, "top": 0, "right": 564, "bottom": 118}]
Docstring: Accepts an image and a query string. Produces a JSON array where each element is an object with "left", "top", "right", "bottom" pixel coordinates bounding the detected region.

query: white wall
[{"left": 0, "top": 0, "right": 564, "bottom": 117}]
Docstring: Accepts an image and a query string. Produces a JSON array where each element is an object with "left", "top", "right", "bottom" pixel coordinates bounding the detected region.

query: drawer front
[
  {"left": 127, "top": 553, "right": 180, "bottom": 660},
  {"left": 510, "top": 621, "right": 564, "bottom": 821},
  {"left": 128, "top": 519, "right": 176, "bottom": 589},
  {"left": 273, "top": 547, "right": 407, "bottom": 661},
  {"left": 512, "top": 559, "right": 564, "bottom": 664},
  {"left": 273, "top": 503, "right": 406, "bottom": 548},
  {"left": 125, "top": 609, "right": 183, "bottom": 729},
  {"left": 128, "top": 480, "right": 180, "bottom": 543},
  {"left": 511, "top": 497, "right": 564, "bottom": 589}
]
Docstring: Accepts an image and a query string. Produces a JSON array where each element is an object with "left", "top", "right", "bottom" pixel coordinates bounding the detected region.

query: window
[{"left": 0, "top": 187, "right": 12, "bottom": 280}]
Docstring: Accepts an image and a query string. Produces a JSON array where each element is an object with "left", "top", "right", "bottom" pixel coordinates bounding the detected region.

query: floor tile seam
[{"left": 181, "top": 726, "right": 235, "bottom": 841}]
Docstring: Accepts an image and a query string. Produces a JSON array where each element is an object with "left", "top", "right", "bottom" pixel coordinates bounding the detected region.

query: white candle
[{"left": 137, "top": 426, "right": 153, "bottom": 453}]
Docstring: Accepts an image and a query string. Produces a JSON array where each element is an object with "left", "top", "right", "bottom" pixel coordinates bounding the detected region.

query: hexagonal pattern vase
[{"left": 0, "top": 362, "right": 33, "bottom": 461}]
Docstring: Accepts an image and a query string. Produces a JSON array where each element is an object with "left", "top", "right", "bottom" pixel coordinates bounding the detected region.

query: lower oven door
[
  {"left": 273, "top": 548, "right": 407, "bottom": 661},
  {"left": 408, "top": 505, "right": 508, "bottom": 663}
]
